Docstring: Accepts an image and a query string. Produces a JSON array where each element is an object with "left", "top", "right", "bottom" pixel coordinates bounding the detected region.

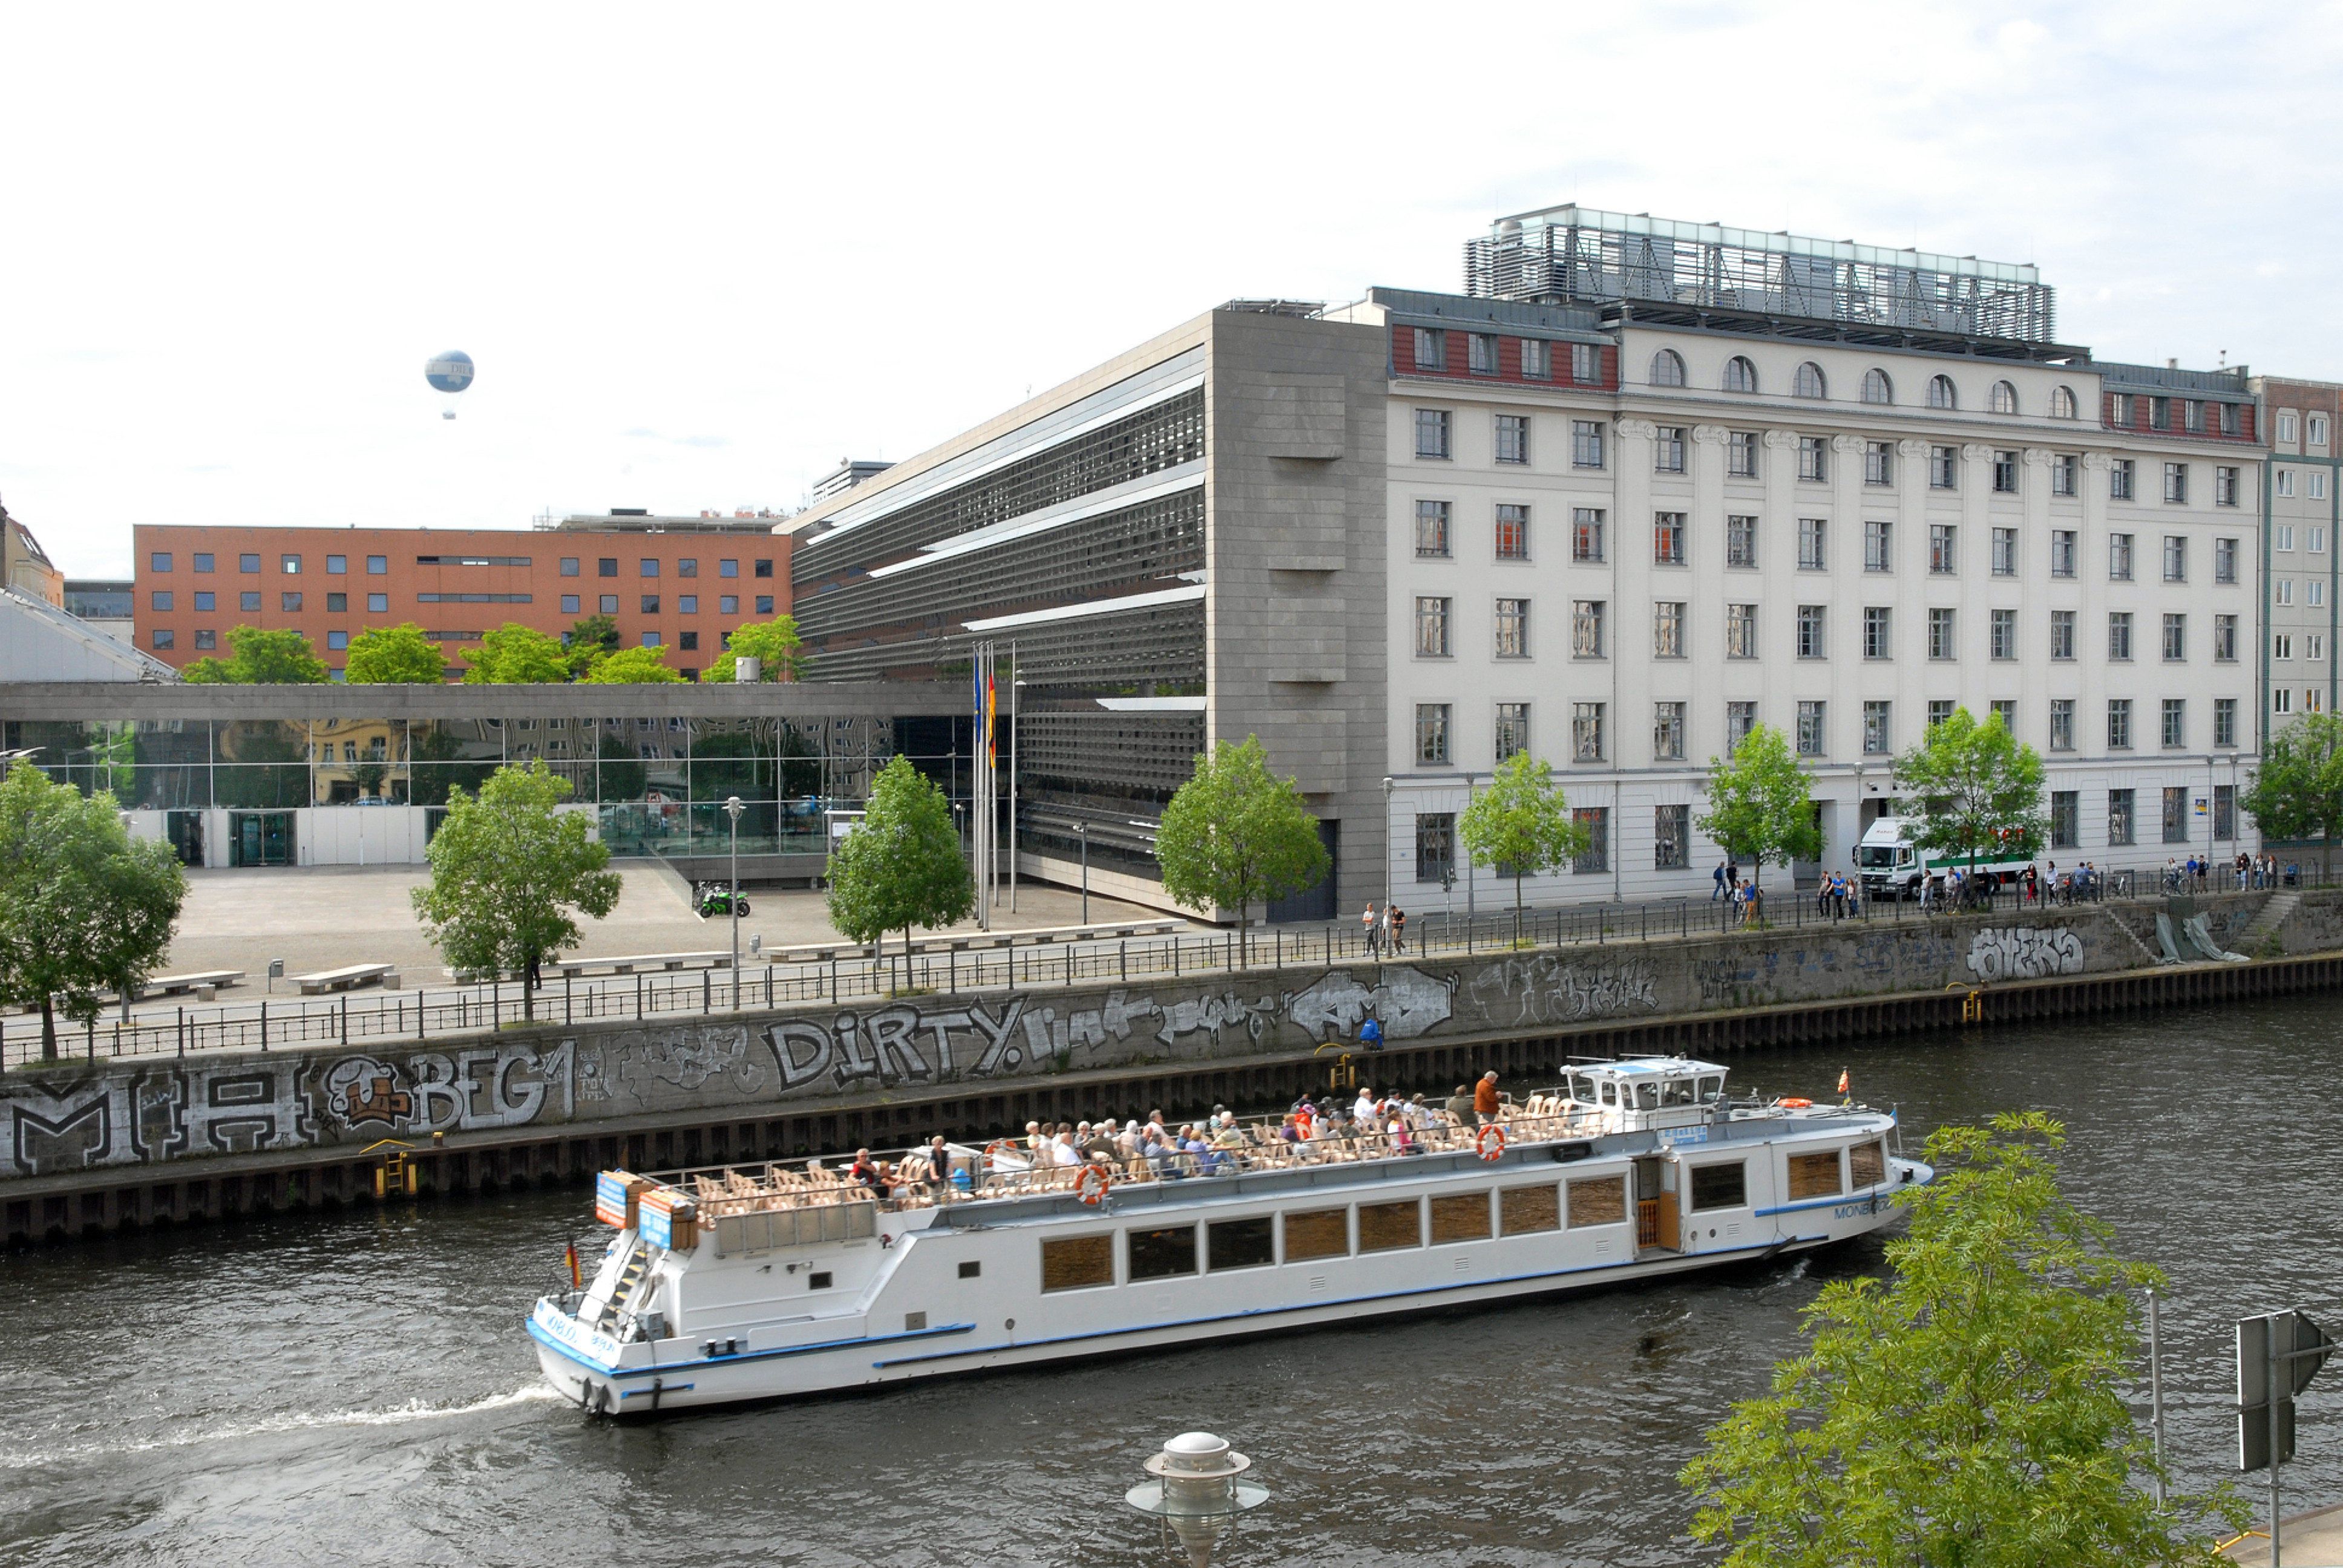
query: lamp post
[
  {"left": 1075, "top": 820, "right": 1090, "bottom": 926},
  {"left": 723, "top": 795, "right": 744, "bottom": 1005},
  {"left": 1381, "top": 777, "right": 1394, "bottom": 953}
]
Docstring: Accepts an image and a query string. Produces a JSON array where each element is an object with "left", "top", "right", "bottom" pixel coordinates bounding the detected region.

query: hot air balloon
[{"left": 424, "top": 351, "right": 474, "bottom": 419}]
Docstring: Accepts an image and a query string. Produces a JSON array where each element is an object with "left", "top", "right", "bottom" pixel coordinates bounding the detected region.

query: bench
[
  {"left": 551, "top": 951, "right": 736, "bottom": 977},
  {"left": 129, "top": 970, "right": 246, "bottom": 1003},
  {"left": 293, "top": 963, "right": 396, "bottom": 996}
]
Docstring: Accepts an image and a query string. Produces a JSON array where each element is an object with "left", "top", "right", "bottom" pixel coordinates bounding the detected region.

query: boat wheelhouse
[{"left": 528, "top": 1059, "right": 1928, "bottom": 1414}]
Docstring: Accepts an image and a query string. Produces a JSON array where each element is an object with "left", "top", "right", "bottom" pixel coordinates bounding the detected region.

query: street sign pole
[
  {"left": 2238, "top": 1308, "right": 2333, "bottom": 1568},
  {"left": 2269, "top": 1320, "right": 2282, "bottom": 1567},
  {"left": 2147, "top": 1287, "right": 2166, "bottom": 1510}
]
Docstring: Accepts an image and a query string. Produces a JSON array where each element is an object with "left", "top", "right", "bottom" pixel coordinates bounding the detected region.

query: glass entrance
[
  {"left": 229, "top": 811, "right": 295, "bottom": 867},
  {"left": 164, "top": 810, "right": 205, "bottom": 867}
]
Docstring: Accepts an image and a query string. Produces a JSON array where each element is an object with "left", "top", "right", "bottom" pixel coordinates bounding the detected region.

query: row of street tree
[{"left": 178, "top": 615, "right": 807, "bottom": 684}]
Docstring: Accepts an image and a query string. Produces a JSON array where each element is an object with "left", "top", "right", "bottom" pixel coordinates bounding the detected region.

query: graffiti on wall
[
  {"left": 1966, "top": 926, "right": 2087, "bottom": 982},
  {"left": 1464, "top": 954, "right": 1659, "bottom": 1027}
]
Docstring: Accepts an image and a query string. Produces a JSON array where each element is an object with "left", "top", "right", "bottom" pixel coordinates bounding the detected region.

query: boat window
[
  {"left": 1357, "top": 1200, "right": 1423, "bottom": 1253},
  {"left": 1698, "top": 1076, "right": 1723, "bottom": 1102},
  {"left": 1786, "top": 1151, "right": 1844, "bottom": 1200},
  {"left": 1430, "top": 1192, "right": 1493, "bottom": 1244},
  {"left": 1283, "top": 1207, "right": 1350, "bottom": 1262},
  {"left": 1631, "top": 1082, "right": 1660, "bottom": 1111},
  {"left": 1127, "top": 1224, "right": 1198, "bottom": 1281},
  {"left": 1207, "top": 1216, "right": 1274, "bottom": 1272},
  {"left": 1662, "top": 1078, "right": 1697, "bottom": 1106},
  {"left": 1599, "top": 1082, "right": 1618, "bottom": 1106},
  {"left": 1566, "top": 1174, "right": 1627, "bottom": 1227},
  {"left": 1850, "top": 1140, "right": 1887, "bottom": 1187},
  {"left": 1573, "top": 1077, "right": 1601, "bottom": 1106},
  {"left": 1040, "top": 1235, "right": 1115, "bottom": 1292},
  {"left": 1499, "top": 1184, "right": 1561, "bottom": 1234},
  {"left": 1688, "top": 1161, "right": 1749, "bottom": 1212}
]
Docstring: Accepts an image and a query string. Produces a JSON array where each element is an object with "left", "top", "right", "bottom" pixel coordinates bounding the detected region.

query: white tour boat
[{"left": 526, "top": 1058, "right": 1930, "bottom": 1414}]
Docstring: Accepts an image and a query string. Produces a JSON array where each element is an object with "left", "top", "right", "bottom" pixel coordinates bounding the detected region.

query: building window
[
  {"left": 2318, "top": 527, "right": 2333, "bottom": 554},
  {"left": 193, "top": 629, "right": 215, "bottom": 650},
  {"left": 2051, "top": 789, "right": 2079, "bottom": 846},
  {"left": 2215, "top": 783, "right": 2236, "bottom": 837},
  {"left": 1726, "top": 701, "right": 1757, "bottom": 751},
  {"left": 719, "top": 594, "right": 739, "bottom": 615},
  {"left": 1494, "top": 414, "right": 1529, "bottom": 464},
  {"left": 1412, "top": 328, "right": 1446, "bottom": 371},
  {"left": 2159, "top": 536, "right": 2184, "bottom": 582},
  {"left": 1494, "top": 702, "right": 1530, "bottom": 762},
  {"left": 1992, "top": 704, "right": 2021, "bottom": 745},
  {"left": 1519, "top": 339, "right": 1552, "bottom": 381},
  {"left": 2315, "top": 633, "right": 2330, "bottom": 661},
  {"left": 2052, "top": 454, "right": 2077, "bottom": 496},
  {"left": 1796, "top": 604, "right": 1826, "bottom": 659},
  {"left": 1928, "top": 524, "right": 1958, "bottom": 575},
  {"left": 151, "top": 629, "right": 174, "bottom": 650},
  {"left": 2158, "top": 785, "right": 2187, "bottom": 843},
  {"left": 1798, "top": 436, "right": 1826, "bottom": 482},
  {"left": 1415, "top": 597, "right": 1451, "bottom": 657},
  {"left": 678, "top": 595, "right": 697, "bottom": 614},
  {"left": 2161, "top": 699, "right": 2186, "bottom": 751},
  {"left": 1863, "top": 701, "right": 1892, "bottom": 754},
  {"left": 2223, "top": 402, "right": 2242, "bottom": 436},
  {"left": 280, "top": 592, "right": 302, "bottom": 612},
  {"left": 1572, "top": 808, "right": 1610, "bottom": 874},
  {"left": 2149, "top": 396, "right": 2171, "bottom": 431},
  {"left": 2163, "top": 463, "right": 2188, "bottom": 505},
  {"left": 1572, "top": 703, "right": 1605, "bottom": 762},
  {"left": 1469, "top": 333, "right": 1498, "bottom": 376},
  {"left": 2110, "top": 611, "right": 2136, "bottom": 661},
  {"left": 1991, "top": 608, "right": 2017, "bottom": 661},
  {"left": 753, "top": 558, "right": 775, "bottom": 579},
  {"left": 596, "top": 557, "right": 618, "bottom": 578},
  {"left": 1722, "top": 356, "right": 1758, "bottom": 393},
  {"left": 1990, "top": 381, "right": 2018, "bottom": 415},
  {"left": 1929, "top": 445, "right": 1958, "bottom": 489},
  {"left": 1919, "top": 607, "right": 1955, "bottom": 660},
  {"left": 2276, "top": 633, "right": 2295, "bottom": 661},
  {"left": 1571, "top": 508, "right": 1604, "bottom": 562},
  {"left": 2279, "top": 579, "right": 2296, "bottom": 607},
  {"left": 1493, "top": 598, "right": 1530, "bottom": 659},
  {"left": 677, "top": 558, "right": 698, "bottom": 578},
  {"left": 1415, "top": 704, "right": 1450, "bottom": 764},
  {"left": 1415, "top": 812, "right": 1456, "bottom": 883},
  {"left": 1728, "top": 431, "right": 1758, "bottom": 478},
  {"left": 2049, "top": 699, "right": 2075, "bottom": 753},
  {"left": 1992, "top": 450, "right": 2017, "bottom": 492},
  {"left": 1653, "top": 513, "right": 1685, "bottom": 565},
  {"left": 1726, "top": 514, "right": 1758, "bottom": 567},
  {"left": 1653, "top": 601, "right": 1685, "bottom": 659},
  {"left": 2050, "top": 385, "right": 2078, "bottom": 419},
  {"left": 150, "top": 551, "right": 175, "bottom": 574},
  {"left": 2051, "top": 529, "right": 2077, "bottom": 577},
  {"left": 2109, "top": 534, "right": 2134, "bottom": 581},
  {"left": 2215, "top": 696, "right": 2238, "bottom": 748},
  {"left": 239, "top": 554, "right": 260, "bottom": 573},
  {"left": 2109, "top": 459, "right": 2135, "bottom": 501},
  {"left": 1863, "top": 606, "right": 1892, "bottom": 659},
  {"left": 1794, "top": 362, "right": 1826, "bottom": 399},
  {"left": 1864, "top": 519, "right": 1892, "bottom": 572},
  {"left": 1725, "top": 603, "right": 1757, "bottom": 659},
  {"left": 1650, "top": 350, "right": 1686, "bottom": 387},
  {"left": 755, "top": 595, "right": 774, "bottom": 615},
  {"left": 366, "top": 555, "right": 388, "bottom": 575},
  {"left": 641, "top": 632, "right": 662, "bottom": 648},
  {"left": 1571, "top": 420, "right": 1605, "bottom": 469},
  {"left": 2184, "top": 400, "right": 2204, "bottom": 434},
  {"left": 599, "top": 594, "right": 618, "bottom": 614},
  {"left": 2215, "top": 466, "right": 2238, "bottom": 506},
  {"left": 561, "top": 594, "right": 581, "bottom": 614},
  {"left": 1494, "top": 504, "right": 1530, "bottom": 560},
  {"left": 1990, "top": 526, "right": 2017, "bottom": 577},
  {"left": 1797, "top": 517, "right": 1826, "bottom": 570},
  {"left": 1653, "top": 702, "right": 1685, "bottom": 760},
  {"left": 1927, "top": 374, "right": 1958, "bottom": 410},
  {"left": 239, "top": 590, "right": 261, "bottom": 612},
  {"left": 2210, "top": 613, "right": 2238, "bottom": 663},
  {"left": 280, "top": 554, "right": 301, "bottom": 575},
  {"left": 1796, "top": 701, "right": 1826, "bottom": 756},
  {"left": 1861, "top": 368, "right": 1893, "bottom": 405},
  {"left": 1415, "top": 409, "right": 1451, "bottom": 459},
  {"left": 1864, "top": 441, "right": 1893, "bottom": 486},
  {"left": 1570, "top": 343, "right": 1601, "bottom": 383},
  {"left": 2108, "top": 700, "right": 2133, "bottom": 751},
  {"left": 1572, "top": 600, "right": 1607, "bottom": 658},
  {"left": 2050, "top": 609, "right": 2076, "bottom": 661},
  {"left": 640, "top": 595, "right": 660, "bottom": 614},
  {"left": 192, "top": 553, "right": 214, "bottom": 573},
  {"left": 325, "top": 630, "right": 348, "bottom": 651},
  {"left": 1415, "top": 500, "right": 1452, "bottom": 558},
  {"left": 1928, "top": 699, "right": 1956, "bottom": 730},
  {"left": 1654, "top": 803, "right": 1689, "bottom": 869},
  {"left": 1654, "top": 426, "right": 1685, "bottom": 474},
  {"left": 2162, "top": 613, "right": 2186, "bottom": 661},
  {"left": 194, "top": 591, "right": 214, "bottom": 612},
  {"left": 2279, "top": 471, "right": 2296, "bottom": 500},
  {"left": 149, "top": 590, "right": 173, "bottom": 611},
  {"left": 718, "top": 558, "right": 739, "bottom": 578},
  {"left": 2275, "top": 687, "right": 2293, "bottom": 715},
  {"left": 559, "top": 557, "right": 580, "bottom": 578},
  {"left": 325, "top": 592, "right": 346, "bottom": 613},
  {"left": 367, "top": 593, "right": 388, "bottom": 613}
]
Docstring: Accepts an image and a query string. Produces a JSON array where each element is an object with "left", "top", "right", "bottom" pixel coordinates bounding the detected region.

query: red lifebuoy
[
  {"left": 1779, "top": 1097, "right": 1814, "bottom": 1109},
  {"left": 1475, "top": 1124, "right": 1506, "bottom": 1161},
  {"left": 1075, "top": 1165, "right": 1109, "bottom": 1205}
]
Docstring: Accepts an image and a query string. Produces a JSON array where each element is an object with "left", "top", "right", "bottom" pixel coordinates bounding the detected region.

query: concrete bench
[
  {"left": 551, "top": 952, "right": 736, "bottom": 977},
  {"left": 132, "top": 970, "right": 246, "bottom": 1002},
  {"left": 293, "top": 963, "right": 396, "bottom": 996}
]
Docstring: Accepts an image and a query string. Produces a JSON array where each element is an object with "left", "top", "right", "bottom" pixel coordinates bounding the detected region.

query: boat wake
[{"left": 2, "top": 1385, "right": 561, "bottom": 1470}]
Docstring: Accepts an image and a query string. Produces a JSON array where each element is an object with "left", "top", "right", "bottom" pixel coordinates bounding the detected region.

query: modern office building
[
  {"left": 63, "top": 579, "right": 135, "bottom": 642},
  {"left": 789, "top": 205, "right": 2266, "bottom": 916},
  {"left": 2247, "top": 376, "right": 2339, "bottom": 727},
  {"left": 131, "top": 513, "right": 791, "bottom": 680}
]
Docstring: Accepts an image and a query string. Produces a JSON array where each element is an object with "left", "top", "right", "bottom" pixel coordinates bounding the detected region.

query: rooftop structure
[
  {"left": 810, "top": 460, "right": 894, "bottom": 501},
  {"left": 540, "top": 509, "right": 784, "bottom": 534}
]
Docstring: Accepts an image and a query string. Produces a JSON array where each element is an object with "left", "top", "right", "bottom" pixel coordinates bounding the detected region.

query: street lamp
[
  {"left": 1075, "top": 820, "right": 1090, "bottom": 926},
  {"left": 723, "top": 795, "right": 744, "bottom": 1006},
  {"left": 1381, "top": 777, "right": 1394, "bottom": 960}
]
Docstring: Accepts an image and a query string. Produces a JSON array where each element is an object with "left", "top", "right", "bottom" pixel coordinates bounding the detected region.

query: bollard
[
  {"left": 637, "top": 972, "right": 645, "bottom": 1020},
  {"left": 566, "top": 973, "right": 573, "bottom": 1026},
  {"left": 178, "top": 1005, "right": 186, "bottom": 1059},
  {"left": 703, "top": 970, "right": 712, "bottom": 1015},
  {"left": 1121, "top": 939, "right": 1127, "bottom": 982}
]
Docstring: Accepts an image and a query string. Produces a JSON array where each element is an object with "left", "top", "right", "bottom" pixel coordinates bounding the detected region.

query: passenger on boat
[
  {"left": 1474, "top": 1073, "right": 1501, "bottom": 1125},
  {"left": 850, "top": 1149, "right": 882, "bottom": 1193},
  {"left": 923, "top": 1136, "right": 956, "bottom": 1199},
  {"left": 1445, "top": 1083, "right": 1475, "bottom": 1124},
  {"left": 1353, "top": 1088, "right": 1377, "bottom": 1125},
  {"left": 1086, "top": 1122, "right": 1118, "bottom": 1161}
]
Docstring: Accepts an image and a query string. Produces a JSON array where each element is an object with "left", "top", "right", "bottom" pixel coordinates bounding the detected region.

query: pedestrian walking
[
  {"left": 1389, "top": 905, "right": 1407, "bottom": 954},
  {"left": 1473, "top": 1071, "right": 1500, "bottom": 1127},
  {"left": 1712, "top": 860, "right": 1727, "bottom": 901},
  {"left": 1361, "top": 902, "right": 1380, "bottom": 958}
]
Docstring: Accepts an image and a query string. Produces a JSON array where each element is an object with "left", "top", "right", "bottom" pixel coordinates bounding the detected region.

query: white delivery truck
[{"left": 1855, "top": 815, "right": 2034, "bottom": 901}]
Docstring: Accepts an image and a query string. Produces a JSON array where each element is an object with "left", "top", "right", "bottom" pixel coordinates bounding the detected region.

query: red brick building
[{"left": 132, "top": 514, "right": 790, "bottom": 679}]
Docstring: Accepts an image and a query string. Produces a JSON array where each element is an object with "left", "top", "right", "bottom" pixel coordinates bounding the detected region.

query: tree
[
  {"left": 178, "top": 626, "right": 327, "bottom": 684},
  {"left": 594, "top": 731, "right": 647, "bottom": 801},
  {"left": 1698, "top": 724, "right": 1820, "bottom": 903},
  {"left": 825, "top": 754, "right": 974, "bottom": 985},
  {"left": 343, "top": 622, "right": 448, "bottom": 684},
  {"left": 0, "top": 762, "right": 186, "bottom": 1058},
  {"left": 700, "top": 616, "right": 808, "bottom": 682},
  {"left": 463, "top": 622, "right": 571, "bottom": 685},
  {"left": 1682, "top": 1112, "right": 2245, "bottom": 1567},
  {"left": 411, "top": 760, "right": 620, "bottom": 1020},
  {"left": 566, "top": 613, "right": 620, "bottom": 676},
  {"left": 2243, "top": 713, "right": 2343, "bottom": 877},
  {"left": 1155, "top": 736, "right": 1328, "bottom": 964},
  {"left": 580, "top": 645, "right": 684, "bottom": 684},
  {"left": 1890, "top": 706, "right": 2046, "bottom": 881},
  {"left": 1457, "top": 750, "right": 1591, "bottom": 944}
]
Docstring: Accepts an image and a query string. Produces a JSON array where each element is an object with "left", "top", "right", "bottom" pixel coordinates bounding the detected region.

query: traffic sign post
[{"left": 2238, "top": 1308, "right": 2332, "bottom": 1567}]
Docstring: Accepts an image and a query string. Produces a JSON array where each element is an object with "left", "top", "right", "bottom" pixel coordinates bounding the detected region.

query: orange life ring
[
  {"left": 1779, "top": 1097, "right": 1813, "bottom": 1109},
  {"left": 985, "top": 1139, "right": 1017, "bottom": 1167},
  {"left": 1075, "top": 1165, "right": 1109, "bottom": 1206},
  {"left": 1475, "top": 1124, "right": 1506, "bottom": 1161}
]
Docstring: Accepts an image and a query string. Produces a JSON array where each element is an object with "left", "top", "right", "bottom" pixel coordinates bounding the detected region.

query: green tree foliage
[
  {"left": 566, "top": 613, "right": 620, "bottom": 676},
  {"left": 1457, "top": 750, "right": 1591, "bottom": 943},
  {"left": 2243, "top": 712, "right": 2343, "bottom": 875},
  {"left": 595, "top": 731, "right": 647, "bottom": 800},
  {"left": 1698, "top": 724, "right": 1821, "bottom": 897},
  {"left": 178, "top": 626, "right": 327, "bottom": 684},
  {"left": 212, "top": 721, "right": 308, "bottom": 809},
  {"left": 1155, "top": 736, "right": 1328, "bottom": 963},
  {"left": 342, "top": 622, "right": 448, "bottom": 685},
  {"left": 580, "top": 645, "right": 684, "bottom": 684},
  {"left": 411, "top": 761, "right": 620, "bottom": 1019},
  {"left": 700, "top": 616, "right": 808, "bottom": 682},
  {"left": 463, "top": 622, "right": 571, "bottom": 685},
  {"left": 1891, "top": 706, "right": 2046, "bottom": 875},
  {"left": 1682, "top": 1112, "right": 2245, "bottom": 1567},
  {"left": 0, "top": 761, "right": 187, "bottom": 1057},
  {"left": 825, "top": 755, "right": 974, "bottom": 982}
]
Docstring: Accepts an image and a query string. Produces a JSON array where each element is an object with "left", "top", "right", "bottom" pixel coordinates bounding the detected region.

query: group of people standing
[
  {"left": 1710, "top": 860, "right": 1764, "bottom": 926},
  {"left": 1360, "top": 901, "right": 1407, "bottom": 955}
]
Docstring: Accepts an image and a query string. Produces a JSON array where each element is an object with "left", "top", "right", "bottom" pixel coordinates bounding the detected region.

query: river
[{"left": 5, "top": 995, "right": 2339, "bottom": 1566}]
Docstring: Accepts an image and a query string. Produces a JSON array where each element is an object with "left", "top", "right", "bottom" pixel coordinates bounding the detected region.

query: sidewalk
[{"left": 2221, "top": 1503, "right": 2343, "bottom": 1566}]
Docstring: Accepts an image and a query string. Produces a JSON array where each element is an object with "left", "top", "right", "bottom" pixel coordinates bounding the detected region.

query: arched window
[
  {"left": 1861, "top": 368, "right": 1893, "bottom": 405},
  {"left": 1990, "top": 381, "right": 2018, "bottom": 415},
  {"left": 1927, "top": 374, "right": 1958, "bottom": 410},
  {"left": 1793, "top": 362, "right": 1827, "bottom": 399},
  {"left": 1722, "top": 356, "right": 1758, "bottom": 394},
  {"left": 2050, "top": 385, "right": 2079, "bottom": 419},
  {"left": 1650, "top": 349, "right": 1686, "bottom": 387}
]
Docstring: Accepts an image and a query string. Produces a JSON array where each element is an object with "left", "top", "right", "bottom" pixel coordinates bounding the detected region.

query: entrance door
[
  {"left": 1634, "top": 1155, "right": 1677, "bottom": 1250},
  {"left": 1267, "top": 818, "right": 1339, "bottom": 924},
  {"left": 164, "top": 810, "right": 204, "bottom": 867},
  {"left": 230, "top": 812, "right": 295, "bottom": 867}
]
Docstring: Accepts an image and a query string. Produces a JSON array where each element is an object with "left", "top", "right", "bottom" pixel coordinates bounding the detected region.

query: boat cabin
[{"left": 1552, "top": 1058, "right": 1727, "bottom": 1137}]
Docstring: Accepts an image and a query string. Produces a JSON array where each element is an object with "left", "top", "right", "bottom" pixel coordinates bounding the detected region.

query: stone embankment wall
[{"left": 13, "top": 897, "right": 2324, "bottom": 1188}]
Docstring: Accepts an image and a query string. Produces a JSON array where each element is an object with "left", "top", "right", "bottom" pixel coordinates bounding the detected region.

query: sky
[{"left": 7, "top": 1, "right": 2343, "bottom": 579}]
